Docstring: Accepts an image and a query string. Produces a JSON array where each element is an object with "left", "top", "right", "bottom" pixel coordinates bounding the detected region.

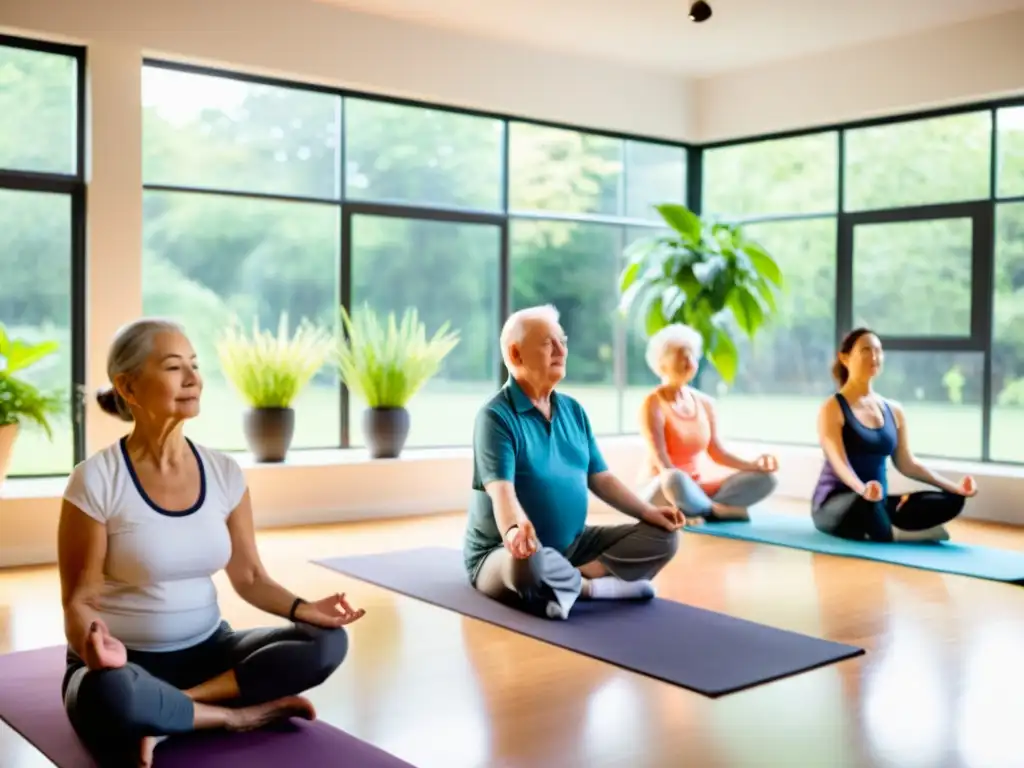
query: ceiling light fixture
[{"left": 689, "top": 1, "right": 712, "bottom": 22}]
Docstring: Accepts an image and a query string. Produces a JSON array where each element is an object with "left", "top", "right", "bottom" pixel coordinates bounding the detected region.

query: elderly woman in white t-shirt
[{"left": 58, "top": 318, "right": 364, "bottom": 767}]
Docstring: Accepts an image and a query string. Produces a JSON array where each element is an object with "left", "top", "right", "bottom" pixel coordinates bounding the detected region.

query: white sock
[
  {"left": 545, "top": 600, "right": 569, "bottom": 620},
  {"left": 587, "top": 577, "right": 656, "bottom": 600}
]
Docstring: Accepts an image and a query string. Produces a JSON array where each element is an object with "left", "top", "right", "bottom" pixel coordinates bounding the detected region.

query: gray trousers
[
  {"left": 474, "top": 521, "right": 679, "bottom": 617},
  {"left": 639, "top": 468, "right": 777, "bottom": 521}
]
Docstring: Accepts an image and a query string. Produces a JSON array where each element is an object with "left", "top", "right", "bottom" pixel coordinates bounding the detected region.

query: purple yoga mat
[
  {"left": 0, "top": 644, "right": 415, "bottom": 768},
  {"left": 315, "top": 547, "right": 865, "bottom": 697}
]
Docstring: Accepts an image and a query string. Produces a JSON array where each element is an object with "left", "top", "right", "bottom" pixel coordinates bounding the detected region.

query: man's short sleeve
[{"left": 474, "top": 407, "right": 516, "bottom": 485}]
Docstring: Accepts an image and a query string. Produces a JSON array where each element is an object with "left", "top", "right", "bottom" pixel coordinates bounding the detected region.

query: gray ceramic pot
[{"left": 243, "top": 407, "right": 295, "bottom": 463}]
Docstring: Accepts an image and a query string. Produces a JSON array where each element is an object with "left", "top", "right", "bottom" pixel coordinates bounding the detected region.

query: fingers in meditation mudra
[{"left": 463, "top": 306, "right": 684, "bottom": 621}]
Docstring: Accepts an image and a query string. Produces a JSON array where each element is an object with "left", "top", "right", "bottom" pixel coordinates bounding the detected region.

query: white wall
[
  {"left": 0, "top": 0, "right": 693, "bottom": 143},
  {"left": 694, "top": 8, "right": 1024, "bottom": 142},
  {"left": 2, "top": 435, "right": 1019, "bottom": 568}
]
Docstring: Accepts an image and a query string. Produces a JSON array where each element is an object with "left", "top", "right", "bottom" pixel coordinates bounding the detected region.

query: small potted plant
[
  {"left": 0, "top": 323, "right": 64, "bottom": 487},
  {"left": 216, "top": 313, "right": 332, "bottom": 463},
  {"left": 333, "top": 303, "right": 460, "bottom": 459}
]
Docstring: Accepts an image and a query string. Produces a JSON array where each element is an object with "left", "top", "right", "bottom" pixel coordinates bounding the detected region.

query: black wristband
[
  {"left": 504, "top": 523, "right": 520, "bottom": 539},
  {"left": 288, "top": 597, "right": 307, "bottom": 622}
]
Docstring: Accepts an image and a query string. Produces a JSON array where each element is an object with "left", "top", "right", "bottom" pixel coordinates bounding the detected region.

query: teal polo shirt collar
[{"left": 506, "top": 376, "right": 558, "bottom": 414}]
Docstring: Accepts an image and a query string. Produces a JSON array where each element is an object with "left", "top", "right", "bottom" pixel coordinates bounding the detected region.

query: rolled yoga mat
[
  {"left": 314, "top": 546, "right": 864, "bottom": 697},
  {"left": 686, "top": 511, "right": 1024, "bottom": 585},
  {"left": 0, "top": 644, "right": 415, "bottom": 768}
]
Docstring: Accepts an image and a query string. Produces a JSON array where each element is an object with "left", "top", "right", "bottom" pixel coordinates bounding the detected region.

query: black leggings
[
  {"left": 812, "top": 490, "right": 966, "bottom": 542},
  {"left": 61, "top": 620, "right": 348, "bottom": 766}
]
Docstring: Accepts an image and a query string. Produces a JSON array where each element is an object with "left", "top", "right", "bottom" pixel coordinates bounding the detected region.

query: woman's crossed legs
[
  {"left": 812, "top": 490, "right": 965, "bottom": 542},
  {"left": 642, "top": 468, "right": 777, "bottom": 522},
  {"left": 62, "top": 620, "right": 349, "bottom": 767}
]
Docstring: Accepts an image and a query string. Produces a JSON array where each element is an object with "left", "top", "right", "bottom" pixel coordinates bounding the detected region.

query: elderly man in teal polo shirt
[{"left": 463, "top": 304, "right": 685, "bottom": 620}]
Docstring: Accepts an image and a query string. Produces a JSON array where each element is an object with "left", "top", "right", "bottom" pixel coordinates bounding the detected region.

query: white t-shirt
[{"left": 63, "top": 438, "right": 248, "bottom": 652}]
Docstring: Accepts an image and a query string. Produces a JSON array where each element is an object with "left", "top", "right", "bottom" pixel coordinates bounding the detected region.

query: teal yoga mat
[{"left": 687, "top": 511, "right": 1024, "bottom": 585}]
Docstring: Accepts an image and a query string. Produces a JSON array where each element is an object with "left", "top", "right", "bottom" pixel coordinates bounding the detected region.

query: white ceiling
[{"left": 314, "top": 0, "right": 1024, "bottom": 77}]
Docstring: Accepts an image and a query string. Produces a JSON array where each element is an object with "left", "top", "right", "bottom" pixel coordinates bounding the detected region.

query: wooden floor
[{"left": 1, "top": 501, "right": 1023, "bottom": 768}]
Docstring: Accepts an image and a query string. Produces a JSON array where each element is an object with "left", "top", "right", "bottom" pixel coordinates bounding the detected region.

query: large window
[
  {"left": 844, "top": 111, "right": 992, "bottom": 211},
  {"left": 700, "top": 133, "right": 839, "bottom": 446},
  {"left": 702, "top": 100, "right": 1024, "bottom": 464},
  {"left": 507, "top": 123, "right": 686, "bottom": 436},
  {"left": 510, "top": 220, "right": 623, "bottom": 434},
  {"left": 141, "top": 63, "right": 688, "bottom": 452},
  {"left": 348, "top": 212, "right": 502, "bottom": 447},
  {"left": 0, "top": 37, "right": 84, "bottom": 477},
  {"left": 141, "top": 67, "right": 344, "bottom": 451},
  {"left": 991, "top": 202, "right": 1024, "bottom": 462}
]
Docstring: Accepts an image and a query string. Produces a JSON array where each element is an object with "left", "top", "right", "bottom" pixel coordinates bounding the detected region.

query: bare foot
[
  {"left": 685, "top": 516, "right": 705, "bottom": 527},
  {"left": 138, "top": 735, "right": 165, "bottom": 767},
  {"left": 227, "top": 695, "right": 316, "bottom": 732}
]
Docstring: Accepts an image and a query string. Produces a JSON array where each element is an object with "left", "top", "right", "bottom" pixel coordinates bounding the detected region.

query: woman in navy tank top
[{"left": 810, "top": 328, "right": 977, "bottom": 542}]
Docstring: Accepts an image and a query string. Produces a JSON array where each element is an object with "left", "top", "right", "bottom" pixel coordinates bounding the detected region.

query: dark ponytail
[
  {"left": 832, "top": 327, "right": 874, "bottom": 388},
  {"left": 96, "top": 387, "right": 134, "bottom": 422}
]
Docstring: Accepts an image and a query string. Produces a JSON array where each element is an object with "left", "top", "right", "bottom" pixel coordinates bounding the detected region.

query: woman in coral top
[{"left": 637, "top": 324, "right": 778, "bottom": 522}]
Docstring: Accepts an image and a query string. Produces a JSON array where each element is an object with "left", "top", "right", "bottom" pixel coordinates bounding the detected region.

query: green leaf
[
  {"left": 692, "top": 255, "right": 726, "bottom": 286},
  {"left": 675, "top": 267, "right": 702, "bottom": 301},
  {"left": 707, "top": 327, "right": 739, "bottom": 384},
  {"left": 661, "top": 285, "right": 686, "bottom": 320},
  {"left": 644, "top": 295, "right": 668, "bottom": 337},
  {"left": 618, "top": 260, "right": 642, "bottom": 293},
  {"left": 655, "top": 203, "right": 702, "bottom": 245},
  {"left": 728, "top": 287, "right": 766, "bottom": 338},
  {"left": 3, "top": 339, "right": 59, "bottom": 374},
  {"left": 742, "top": 240, "right": 784, "bottom": 287},
  {"left": 753, "top": 277, "right": 779, "bottom": 314}
]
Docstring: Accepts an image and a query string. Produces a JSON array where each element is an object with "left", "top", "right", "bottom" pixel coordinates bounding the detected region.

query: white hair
[
  {"left": 645, "top": 323, "right": 703, "bottom": 375},
  {"left": 500, "top": 304, "right": 560, "bottom": 370}
]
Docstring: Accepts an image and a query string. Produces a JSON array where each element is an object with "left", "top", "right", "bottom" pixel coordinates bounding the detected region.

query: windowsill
[
  {"left": 0, "top": 444, "right": 473, "bottom": 500},
  {"left": 3, "top": 434, "right": 1023, "bottom": 568},
  {"left": 4, "top": 434, "right": 1024, "bottom": 502}
]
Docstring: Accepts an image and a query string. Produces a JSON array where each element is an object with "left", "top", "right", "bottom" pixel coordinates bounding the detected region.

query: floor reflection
[
  {"left": 955, "top": 619, "right": 1024, "bottom": 768},
  {"left": 0, "top": 507, "right": 1022, "bottom": 768}
]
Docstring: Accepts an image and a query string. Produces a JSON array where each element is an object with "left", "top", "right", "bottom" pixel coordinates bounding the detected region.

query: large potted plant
[
  {"left": 0, "top": 324, "right": 64, "bottom": 487},
  {"left": 333, "top": 303, "right": 460, "bottom": 459},
  {"left": 618, "top": 203, "right": 785, "bottom": 384},
  {"left": 216, "top": 313, "right": 332, "bottom": 463}
]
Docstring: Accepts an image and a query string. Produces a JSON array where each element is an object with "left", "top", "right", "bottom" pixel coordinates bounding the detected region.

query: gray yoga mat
[
  {"left": 314, "top": 546, "right": 865, "bottom": 697},
  {"left": 0, "top": 644, "right": 415, "bottom": 768}
]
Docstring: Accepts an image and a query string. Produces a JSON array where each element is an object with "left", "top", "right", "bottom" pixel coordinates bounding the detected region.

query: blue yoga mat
[
  {"left": 314, "top": 547, "right": 864, "bottom": 697},
  {"left": 687, "top": 511, "right": 1024, "bottom": 584}
]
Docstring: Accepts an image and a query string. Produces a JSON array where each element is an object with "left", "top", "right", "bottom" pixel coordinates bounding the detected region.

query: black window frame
[
  {"left": 700, "top": 96, "right": 1024, "bottom": 464},
  {"left": 137, "top": 57, "right": 691, "bottom": 454},
  {"left": 21, "top": 44, "right": 1024, "bottom": 472},
  {"left": 0, "top": 33, "right": 88, "bottom": 478}
]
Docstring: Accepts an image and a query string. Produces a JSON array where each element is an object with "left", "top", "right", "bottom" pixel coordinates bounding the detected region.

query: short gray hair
[
  {"left": 97, "top": 318, "right": 186, "bottom": 421},
  {"left": 645, "top": 323, "right": 703, "bottom": 375},
  {"left": 500, "top": 304, "right": 560, "bottom": 369}
]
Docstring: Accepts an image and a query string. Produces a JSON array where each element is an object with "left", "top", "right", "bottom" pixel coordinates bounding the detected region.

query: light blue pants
[{"left": 640, "top": 469, "right": 777, "bottom": 521}]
